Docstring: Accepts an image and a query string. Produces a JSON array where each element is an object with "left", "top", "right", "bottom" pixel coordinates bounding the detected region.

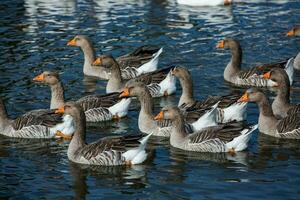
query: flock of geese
[{"left": 0, "top": 26, "right": 300, "bottom": 166}]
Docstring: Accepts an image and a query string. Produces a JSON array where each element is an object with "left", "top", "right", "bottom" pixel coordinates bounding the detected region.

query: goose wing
[
  {"left": 276, "top": 113, "right": 300, "bottom": 134},
  {"left": 131, "top": 66, "right": 172, "bottom": 84},
  {"left": 77, "top": 134, "right": 144, "bottom": 160},
  {"left": 117, "top": 46, "right": 160, "bottom": 69},
  {"left": 12, "top": 109, "right": 63, "bottom": 130},
  {"left": 287, "top": 104, "right": 300, "bottom": 116},
  {"left": 188, "top": 122, "right": 245, "bottom": 144},
  {"left": 76, "top": 92, "right": 120, "bottom": 111},
  {"left": 181, "top": 94, "right": 241, "bottom": 122},
  {"left": 237, "top": 59, "right": 288, "bottom": 79}
]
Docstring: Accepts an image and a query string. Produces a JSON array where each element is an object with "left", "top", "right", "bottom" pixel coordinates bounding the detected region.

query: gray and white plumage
[
  {"left": 0, "top": 100, "right": 74, "bottom": 138},
  {"left": 217, "top": 38, "right": 294, "bottom": 87},
  {"left": 238, "top": 88, "right": 300, "bottom": 139},
  {"left": 67, "top": 35, "right": 161, "bottom": 80},
  {"left": 60, "top": 102, "right": 152, "bottom": 166},
  {"left": 155, "top": 106, "right": 257, "bottom": 153},
  {"left": 33, "top": 71, "right": 132, "bottom": 122}
]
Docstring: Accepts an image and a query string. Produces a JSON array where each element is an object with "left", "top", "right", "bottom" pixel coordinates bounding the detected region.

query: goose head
[
  {"left": 119, "top": 80, "right": 148, "bottom": 98},
  {"left": 33, "top": 71, "right": 60, "bottom": 86},
  {"left": 92, "top": 55, "right": 117, "bottom": 68},
  {"left": 262, "top": 68, "right": 289, "bottom": 88},
  {"left": 154, "top": 106, "right": 181, "bottom": 121},
  {"left": 67, "top": 35, "right": 92, "bottom": 47},
  {"left": 216, "top": 38, "right": 240, "bottom": 50},
  {"left": 171, "top": 66, "right": 191, "bottom": 80},
  {"left": 55, "top": 102, "right": 85, "bottom": 119},
  {"left": 238, "top": 88, "right": 265, "bottom": 104}
]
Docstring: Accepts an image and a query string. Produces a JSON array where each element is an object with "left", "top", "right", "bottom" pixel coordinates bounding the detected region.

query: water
[{"left": 1, "top": 0, "right": 300, "bottom": 199}]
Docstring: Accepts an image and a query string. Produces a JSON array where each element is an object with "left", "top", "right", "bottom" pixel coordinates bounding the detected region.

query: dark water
[{"left": 1, "top": 0, "right": 300, "bottom": 199}]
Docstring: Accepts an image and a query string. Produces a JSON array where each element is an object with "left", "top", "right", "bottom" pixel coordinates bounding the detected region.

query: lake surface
[{"left": 1, "top": 0, "right": 300, "bottom": 199}]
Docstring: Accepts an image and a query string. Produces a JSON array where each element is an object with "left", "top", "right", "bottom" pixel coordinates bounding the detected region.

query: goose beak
[
  {"left": 286, "top": 30, "right": 294, "bottom": 36},
  {"left": 216, "top": 40, "right": 225, "bottom": 48},
  {"left": 67, "top": 38, "right": 76, "bottom": 46},
  {"left": 92, "top": 58, "right": 101, "bottom": 66},
  {"left": 119, "top": 88, "right": 130, "bottom": 98},
  {"left": 33, "top": 74, "right": 44, "bottom": 81},
  {"left": 55, "top": 106, "right": 65, "bottom": 114},
  {"left": 263, "top": 71, "right": 271, "bottom": 79},
  {"left": 154, "top": 111, "right": 164, "bottom": 121},
  {"left": 237, "top": 93, "right": 249, "bottom": 102}
]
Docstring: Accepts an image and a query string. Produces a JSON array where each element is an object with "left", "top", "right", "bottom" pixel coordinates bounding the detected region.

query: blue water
[{"left": 1, "top": 0, "right": 300, "bottom": 199}]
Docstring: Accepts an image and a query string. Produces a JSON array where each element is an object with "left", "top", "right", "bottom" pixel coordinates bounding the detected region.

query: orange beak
[
  {"left": 33, "top": 74, "right": 44, "bottom": 81},
  {"left": 92, "top": 58, "right": 101, "bottom": 66},
  {"left": 119, "top": 88, "right": 130, "bottom": 98},
  {"left": 55, "top": 106, "right": 65, "bottom": 114},
  {"left": 216, "top": 40, "right": 225, "bottom": 48},
  {"left": 263, "top": 71, "right": 271, "bottom": 79},
  {"left": 154, "top": 111, "right": 164, "bottom": 121},
  {"left": 237, "top": 93, "right": 249, "bottom": 102},
  {"left": 286, "top": 30, "right": 294, "bottom": 36},
  {"left": 67, "top": 38, "right": 76, "bottom": 46}
]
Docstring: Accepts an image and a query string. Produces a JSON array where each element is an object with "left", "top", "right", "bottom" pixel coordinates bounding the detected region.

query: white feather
[
  {"left": 122, "top": 132, "right": 153, "bottom": 165},
  {"left": 221, "top": 102, "right": 247, "bottom": 123},
  {"left": 284, "top": 57, "right": 294, "bottom": 85},
  {"left": 158, "top": 71, "right": 177, "bottom": 96},
  {"left": 225, "top": 124, "right": 258, "bottom": 152},
  {"left": 50, "top": 114, "right": 75, "bottom": 137},
  {"left": 108, "top": 98, "right": 132, "bottom": 118},
  {"left": 136, "top": 48, "right": 163, "bottom": 75},
  {"left": 191, "top": 102, "right": 219, "bottom": 131}
]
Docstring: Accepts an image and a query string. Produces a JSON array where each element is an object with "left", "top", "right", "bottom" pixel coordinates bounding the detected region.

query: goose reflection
[
  {"left": 251, "top": 133, "right": 300, "bottom": 170},
  {"left": 68, "top": 149, "right": 156, "bottom": 199}
]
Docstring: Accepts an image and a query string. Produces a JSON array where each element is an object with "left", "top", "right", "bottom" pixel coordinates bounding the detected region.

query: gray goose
[
  {"left": 55, "top": 102, "right": 152, "bottom": 166},
  {"left": 216, "top": 38, "right": 294, "bottom": 86},
  {"left": 33, "top": 71, "right": 131, "bottom": 122},
  {"left": 171, "top": 66, "right": 247, "bottom": 123},
  {"left": 238, "top": 88, "right": 300, "bottom": 139},
  {"left": 67, "top": 35, "right": 162, "bottom": 79},
  {"left": 262, "top": 68, "right": 300, "bottom": 119},
  {"left": 119, "top": 81, "right": 221, "bottom": 137},
  {"left": 154, "top": 106, "right": 257, "bottom": 153},
  {"left": 94, "top": 55, "right": 176, "bottom": 97},
  {"left": 0, "top": 98, "right": 74, "bottom": 139}
]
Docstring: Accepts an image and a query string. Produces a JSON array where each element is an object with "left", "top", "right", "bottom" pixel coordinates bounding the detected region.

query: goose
[
  {"left": 94, "top": 55, "right": 176, "bottom": 97},
  {"left": 177, "top": 0, "right": 232, "bottom": 6},
  {"left": 33, "top": 71, "right": 131, "bottom": 122},
  {"left": 216, "top": 38, "right": 294, "bottom": 86},
  {"left": 67, "top": 35, "right": 162, "bottom": 79},
  {"left": 287, "top": 26, "right": 300, "bottom": 37},
  {"left": 262, "top": 68, "right": 300, "bottom": 118},
  {"left": 119, "top": 81, "right": 221, "bottom": 137},
  {"left": 0, "top": 98, "right": 74, "bottom": 139},
  {"left": 171, "top": 66, "right": 247, "bottom": 123},
  {"left": 238, "top": 88, "right": 300, "bottom": 139},
  {"left": 55, "top": 102, "right": 152, "bottom": 166},
  {"left": 93, "top": 48, "right": 163, "bottom": 79},
  {"left": 154, "top": 106, "right": 257, "bottom": 153}
]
